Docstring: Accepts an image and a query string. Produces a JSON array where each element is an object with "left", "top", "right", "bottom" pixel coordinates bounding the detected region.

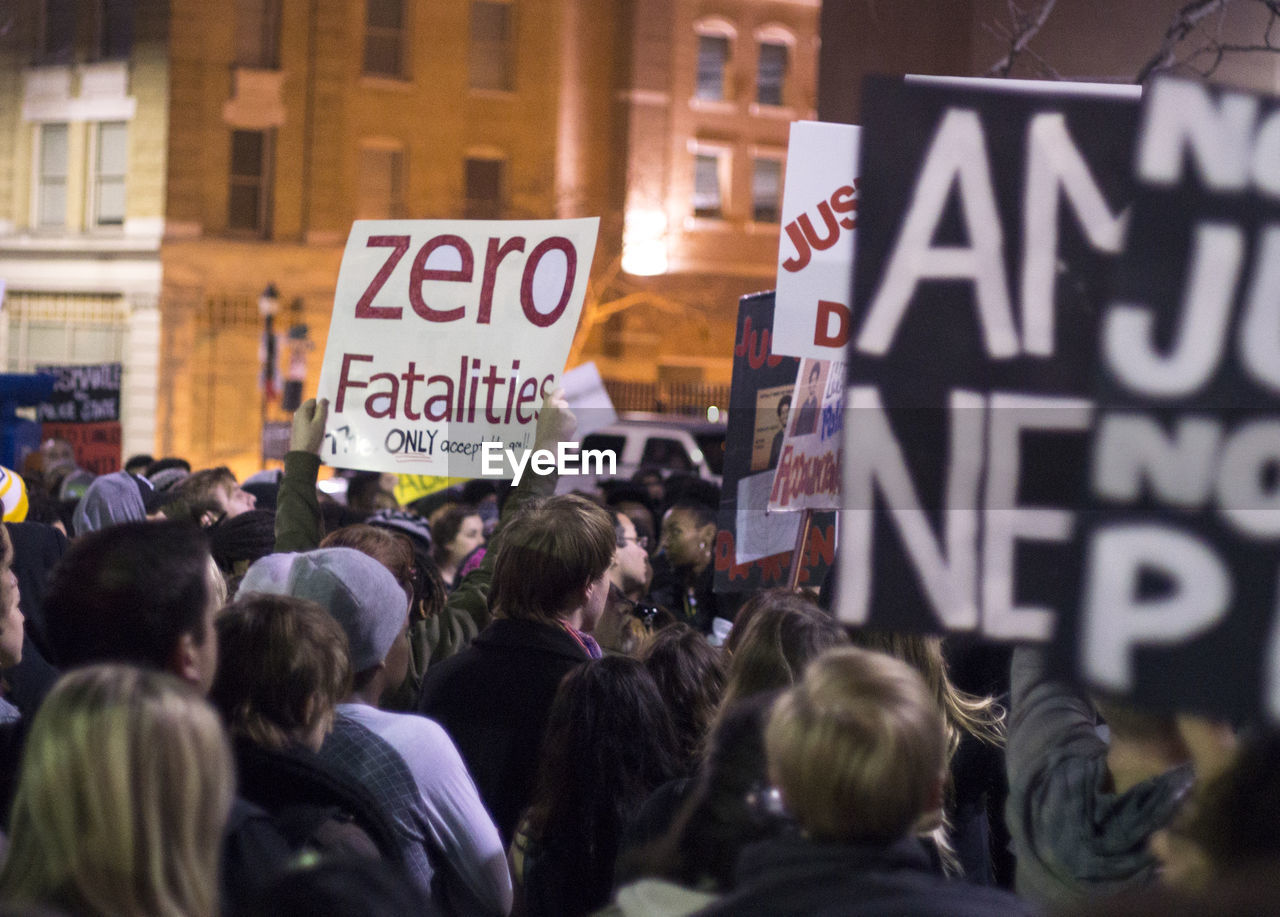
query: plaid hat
[{"left": 237, "top": 547, "right": 408, "bottom": 672}]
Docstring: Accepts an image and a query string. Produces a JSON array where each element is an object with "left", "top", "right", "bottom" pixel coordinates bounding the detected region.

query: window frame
[
  {"left": 751, "top": 25, "right": 796, "bottom": 114},
  {"left": 356, "top": 142, "right": 407, "bottom": 220},
  {"left": 362, "top": 0, "right": 410, "bottom": 81},
  {"left": 689, "top": 142, "right": 730, "bottom": 222},
  {"left": 463, "top": 155, "right": 506, "bottom": 220},
  {"left": 692, "top": 18, "right": 736, "bottom": 106},
  {"left": 90, "top": 120, "right": 128, "bottom": 228},
  {"left": 34, "top": 122, "right": 70, "bottom": 230},
  {"left": 227, "top": 128, "right": 273, "bottom": 237},
  {"left": 468, "top": 0, "right": 515, "bottom": 93},
  {"left": 749, "top": 153, "right": 785, "bottom": 225}
]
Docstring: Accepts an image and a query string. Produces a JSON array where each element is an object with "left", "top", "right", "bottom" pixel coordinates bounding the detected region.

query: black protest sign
[
  {"left": 1067, "top": 77, "right": 1280, "bottom": 722},
  {"left": 715, "top": 292, "right": 836, "bottom": 593},
  {"left": 35, "top": 363, "right": 122, "bottom": 424},
  {"left": 839, "top": 76, "right": 1138, "bottom": 639}
]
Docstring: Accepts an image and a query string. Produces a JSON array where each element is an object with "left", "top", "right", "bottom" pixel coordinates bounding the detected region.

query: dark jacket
[
  {"left": 231, "top": 736, "right": 404, "bottom": 867},
  {"left": 697, "top": 834, "right": 1036, "bottom": 917},
  {"left": 417, "top": 617, "right": 590, "bottom": 843}
]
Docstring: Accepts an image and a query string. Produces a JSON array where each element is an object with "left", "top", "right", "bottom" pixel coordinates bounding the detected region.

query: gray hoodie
[{"left": 1005, "top": 647, "right": 1194, "bottom": 909}]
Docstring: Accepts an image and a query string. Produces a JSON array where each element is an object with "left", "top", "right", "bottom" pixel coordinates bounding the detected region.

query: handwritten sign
[
  {"left": 316, "top": 218, "right": 599, "bottom": 477},
  {"left": 768, "top": 358, "right": 844, "bottom": 511},
  {"left": 838, "top": 76, "right": 1139, "bottom": 639},
  {"left": 771, "top": 121, "right": 860, "bottom": 361},
  {"left": 36, "top": 362, "right": 122, "bottom": 474}
]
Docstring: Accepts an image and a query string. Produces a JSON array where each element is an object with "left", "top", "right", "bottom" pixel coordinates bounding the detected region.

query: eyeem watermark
[{"left": 480, "top": 441, "right": 616, "bottom": 485}]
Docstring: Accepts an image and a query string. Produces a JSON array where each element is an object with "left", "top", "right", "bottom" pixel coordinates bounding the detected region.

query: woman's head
[
  {"left": 431, "top": 505, "right": 484, "bottom": 573},
  {"left": 767, "top": 646, "right": 947, "bottom": 846},
  {"left": 721, "top": 589, "right": 848, "bottom": 708},
  {"left": 0, "top": 523, "right": 23, "bottom": 667},
  {"left": 211, "top": 593, "right": 351, "bottom": 751},
  {"left": 322, "top": 524, "right": 415, "bottom": 608},
  {"left": 640, "top": 624, "right": 726, "bottom": 771},
  {"left": 0, "top": 664, "right": 234, "bottom": 917}
]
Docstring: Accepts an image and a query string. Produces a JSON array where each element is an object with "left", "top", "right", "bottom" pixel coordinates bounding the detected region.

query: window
[
  {"left": 756, "top": 42, "right": 788, "bottom": 106},
  {"left": 235, "top": 0, "right": 280, "bottom": 68},
  {"left": 357, "top": 147, "right": 405, "bottom": 219},
  {"left": 93, "top": 122, "right": 128, "bottom": 226},
  {"left": 97, "top": 0, "right": 134, "bottom": 59},
  {"left": 363, "top": 0, "right": 407, "bottom": 79},
  {"left": 464, "top": 157, "right": 503, "bottom": 219},
  {"left": 695, "top": 34, "right": 729, "bottom": 101},
  {"left": 752, "top": 158, "right": 783, "bottom": 223},
  {"left": 692, "top": 152, "right": 723, "bottom": 219},
  {"left": 470, "top": 1, "right": 513, "bottom": 91},
  {"left": 41, "top": 0, "right": 75, "bottom": 64},
  {"left": 36, "top": 123, "right": 68, "bottom": 229},
  {"left": 228, "top": 129, "right": 271, "bottom": 234}
]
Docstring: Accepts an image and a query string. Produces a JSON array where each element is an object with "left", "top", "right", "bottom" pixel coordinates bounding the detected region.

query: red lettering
[
  {"left": 335, "top": 353, "right": 373, "bottom": 412},
  {"left": 830, "top": 182, "right": 858, "bottom": 230},
  {"left": 355, "top": 236, "right": 409, "bottom": 319},
  {"left": 478, "top": 236, "right": 526, "bottom": 324},
  {"left": 814, "top": 299, "right": 852, "bottom": 348},
  {"left": 515, "top": 377, "right": 539, "bottom": 423},
  {"left": 409, "top": 235, "right": 474, "bottom": 322},
  {"left": 520, "top": 237, "right": 576, "bottom": 327}
]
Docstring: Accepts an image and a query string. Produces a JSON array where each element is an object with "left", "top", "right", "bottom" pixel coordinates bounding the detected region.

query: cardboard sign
[
  {"left": 316, "top": 218, "right": 599, "bottom": 478},
  {"left": 838, "top": 76, "right": 1139, "bottom": 638},
  {"left": 769, "top": 357, "right": 844, "bottom": 511},
  {"left": 1065, "top": 78, "right": 1280, "bottom": 721},
  {"left": 715, "top": 292, "right": 836, "bottom": 593},
  {"left": 36, "top": 362, "right": 123, "bottom": 474},
  {"left": 771, "top": 121, "right": 861, "bottom": 361}
]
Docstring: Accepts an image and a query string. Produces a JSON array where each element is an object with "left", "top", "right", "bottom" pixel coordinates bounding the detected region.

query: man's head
[
  {"left": 43, "top": 520, "right": 222, "bottom": 694},
  {"left": 174, "top": 467, "right": 256, "bottom": 521},
  {"left": 766, "top": 646, "right": 946, "bottom": 846},
  {"left": 610, "top": 511, "right": 651, "bottom": 598},
  {"left": 776, "top": 395, "right": 792, "bottom": 425},
  {"left": 237, "top": 547, "right": 409, "bottom": 679},
  {"left": 490, "top": 494, "right": 616, "bottom": 629}
]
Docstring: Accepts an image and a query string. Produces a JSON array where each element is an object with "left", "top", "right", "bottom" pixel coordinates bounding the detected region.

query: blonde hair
[
  {"left": 0, "top": 664, "right": 234, "bottom": 917},
  {"left": 766, "top": 646, "right": 946, "bottom": 845}
]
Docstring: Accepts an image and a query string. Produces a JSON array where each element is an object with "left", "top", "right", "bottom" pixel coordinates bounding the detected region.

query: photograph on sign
[
  {"left": 769, "top": 358, "right": 844, "bottom": 512},
  {"left": 751, "top": 382, "right": 795, "bottom": 472},
  {"left": 315, "top": 218, "right": 599, "bottom": 478},
  {"left": 838, "top": 75, "right": 1139, "bottom": 640},
  {"left": 771, "top": 121, "right": 860, "bottom": 361}
]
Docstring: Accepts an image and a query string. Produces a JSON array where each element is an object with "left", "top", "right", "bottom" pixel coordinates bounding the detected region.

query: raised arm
[{"left": 274, "top": 397, "right": 329, "bottom": 553}]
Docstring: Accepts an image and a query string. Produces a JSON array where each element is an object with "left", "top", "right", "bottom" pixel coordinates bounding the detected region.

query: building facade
[{"left": 0, "top": 0, "right": 818, "bottom": 474}]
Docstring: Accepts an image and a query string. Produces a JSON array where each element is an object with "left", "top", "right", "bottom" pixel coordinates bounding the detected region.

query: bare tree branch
[{"left": 983, "top": 0, "right": 1059, "bottom": 77}]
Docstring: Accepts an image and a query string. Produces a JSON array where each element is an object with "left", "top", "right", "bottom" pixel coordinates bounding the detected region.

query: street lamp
[{"left": 258, "top": 284, "right": 279, "bottom": 469}]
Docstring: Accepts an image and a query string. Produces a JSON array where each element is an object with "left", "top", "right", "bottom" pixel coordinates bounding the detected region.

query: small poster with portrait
[{"left": 751, "top": 383, "right": 796, "bottom": 473}]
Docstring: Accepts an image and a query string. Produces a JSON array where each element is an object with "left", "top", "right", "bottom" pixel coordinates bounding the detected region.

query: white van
[{"left": 558, "top": 413, "right": 726, "bottom": 491}]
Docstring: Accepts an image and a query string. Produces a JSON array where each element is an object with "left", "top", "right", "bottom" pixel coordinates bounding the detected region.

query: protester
[
  {"left": 432, "top": 504, "right": 485, "bottom": 592},
  {"left": 239, "top": 545, "right": 512, "bottom": 915},
  {"left": 70, "top": 470, "right": 165, "bottom": 536},
  {"left": 510, "top": 656, "right": 680, "bottom": 917},
  {"left": 639, "top": 623, "right": 725, "bottom": 775},
  {"left": 699, "top": 647, "right": 1034, "bottom": 916},
  {"left": 211, "top": 592, "right": 403, "bottom": 865},
  {"left": 648, "top": 497, "right": 726, "bottom": 639},
  {"left": 0, "top": 664, "right": 234, "bottom": 917},
  {"left": 718, "top": 588, "right": 848, "bottom": 709}
]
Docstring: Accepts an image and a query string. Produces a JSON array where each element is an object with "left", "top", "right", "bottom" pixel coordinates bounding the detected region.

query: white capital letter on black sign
[
  {"left": 1081, "top": 526, "right": 1230, "bottom": 692},
  {"left": 858, "top": 109, "right": 1019, "bottom": 360},
  {"left": 1093, "top": 414, "right": 1221, "bottom": 507},
  {"left": 841, "top": 387, "right": 983, "bottom": 629},
  {"left": 1216, "top": 421, "right": 1280, "bottom": 537},
  {"left": 1239, "top": 226, "right": 1280, "bottom": 394},
  {"left": 1102, "top": 222, "right": 1243, "bottom": 397},
  {"left": 982, "top": 393, "right": 1091, "bottom": 640},
  {"left": 1021, "top": 114, "right": 1127, "bottom": 357},
  {"left": 1138, "top": 80, "right": 1257, "bottom": 190}
]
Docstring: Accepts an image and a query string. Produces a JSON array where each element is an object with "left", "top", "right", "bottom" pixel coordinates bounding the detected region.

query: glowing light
[
  {"left": 622, "top": 208, "right": 668, "bottom": 276},
  {"left": 706, "top": 405, "right": 720, "bottom": 422}
]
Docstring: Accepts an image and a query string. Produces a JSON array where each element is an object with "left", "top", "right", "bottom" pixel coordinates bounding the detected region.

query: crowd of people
[{"left": 0, "top": 390, "right": 1269, "bottom": 916}]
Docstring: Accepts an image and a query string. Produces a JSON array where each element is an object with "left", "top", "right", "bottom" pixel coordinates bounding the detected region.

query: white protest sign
[
  {"left": 316, "top": 218, "right": 600, "bottom": 478},
  {"left": 770, "top": 121, "right": 860, "bottom": 361},
  {"left": 560, "top": 361, "right": 617, "bottom": 439},
  {"left": 768, "top": 358, "right": 844, "bottom": 511}
]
